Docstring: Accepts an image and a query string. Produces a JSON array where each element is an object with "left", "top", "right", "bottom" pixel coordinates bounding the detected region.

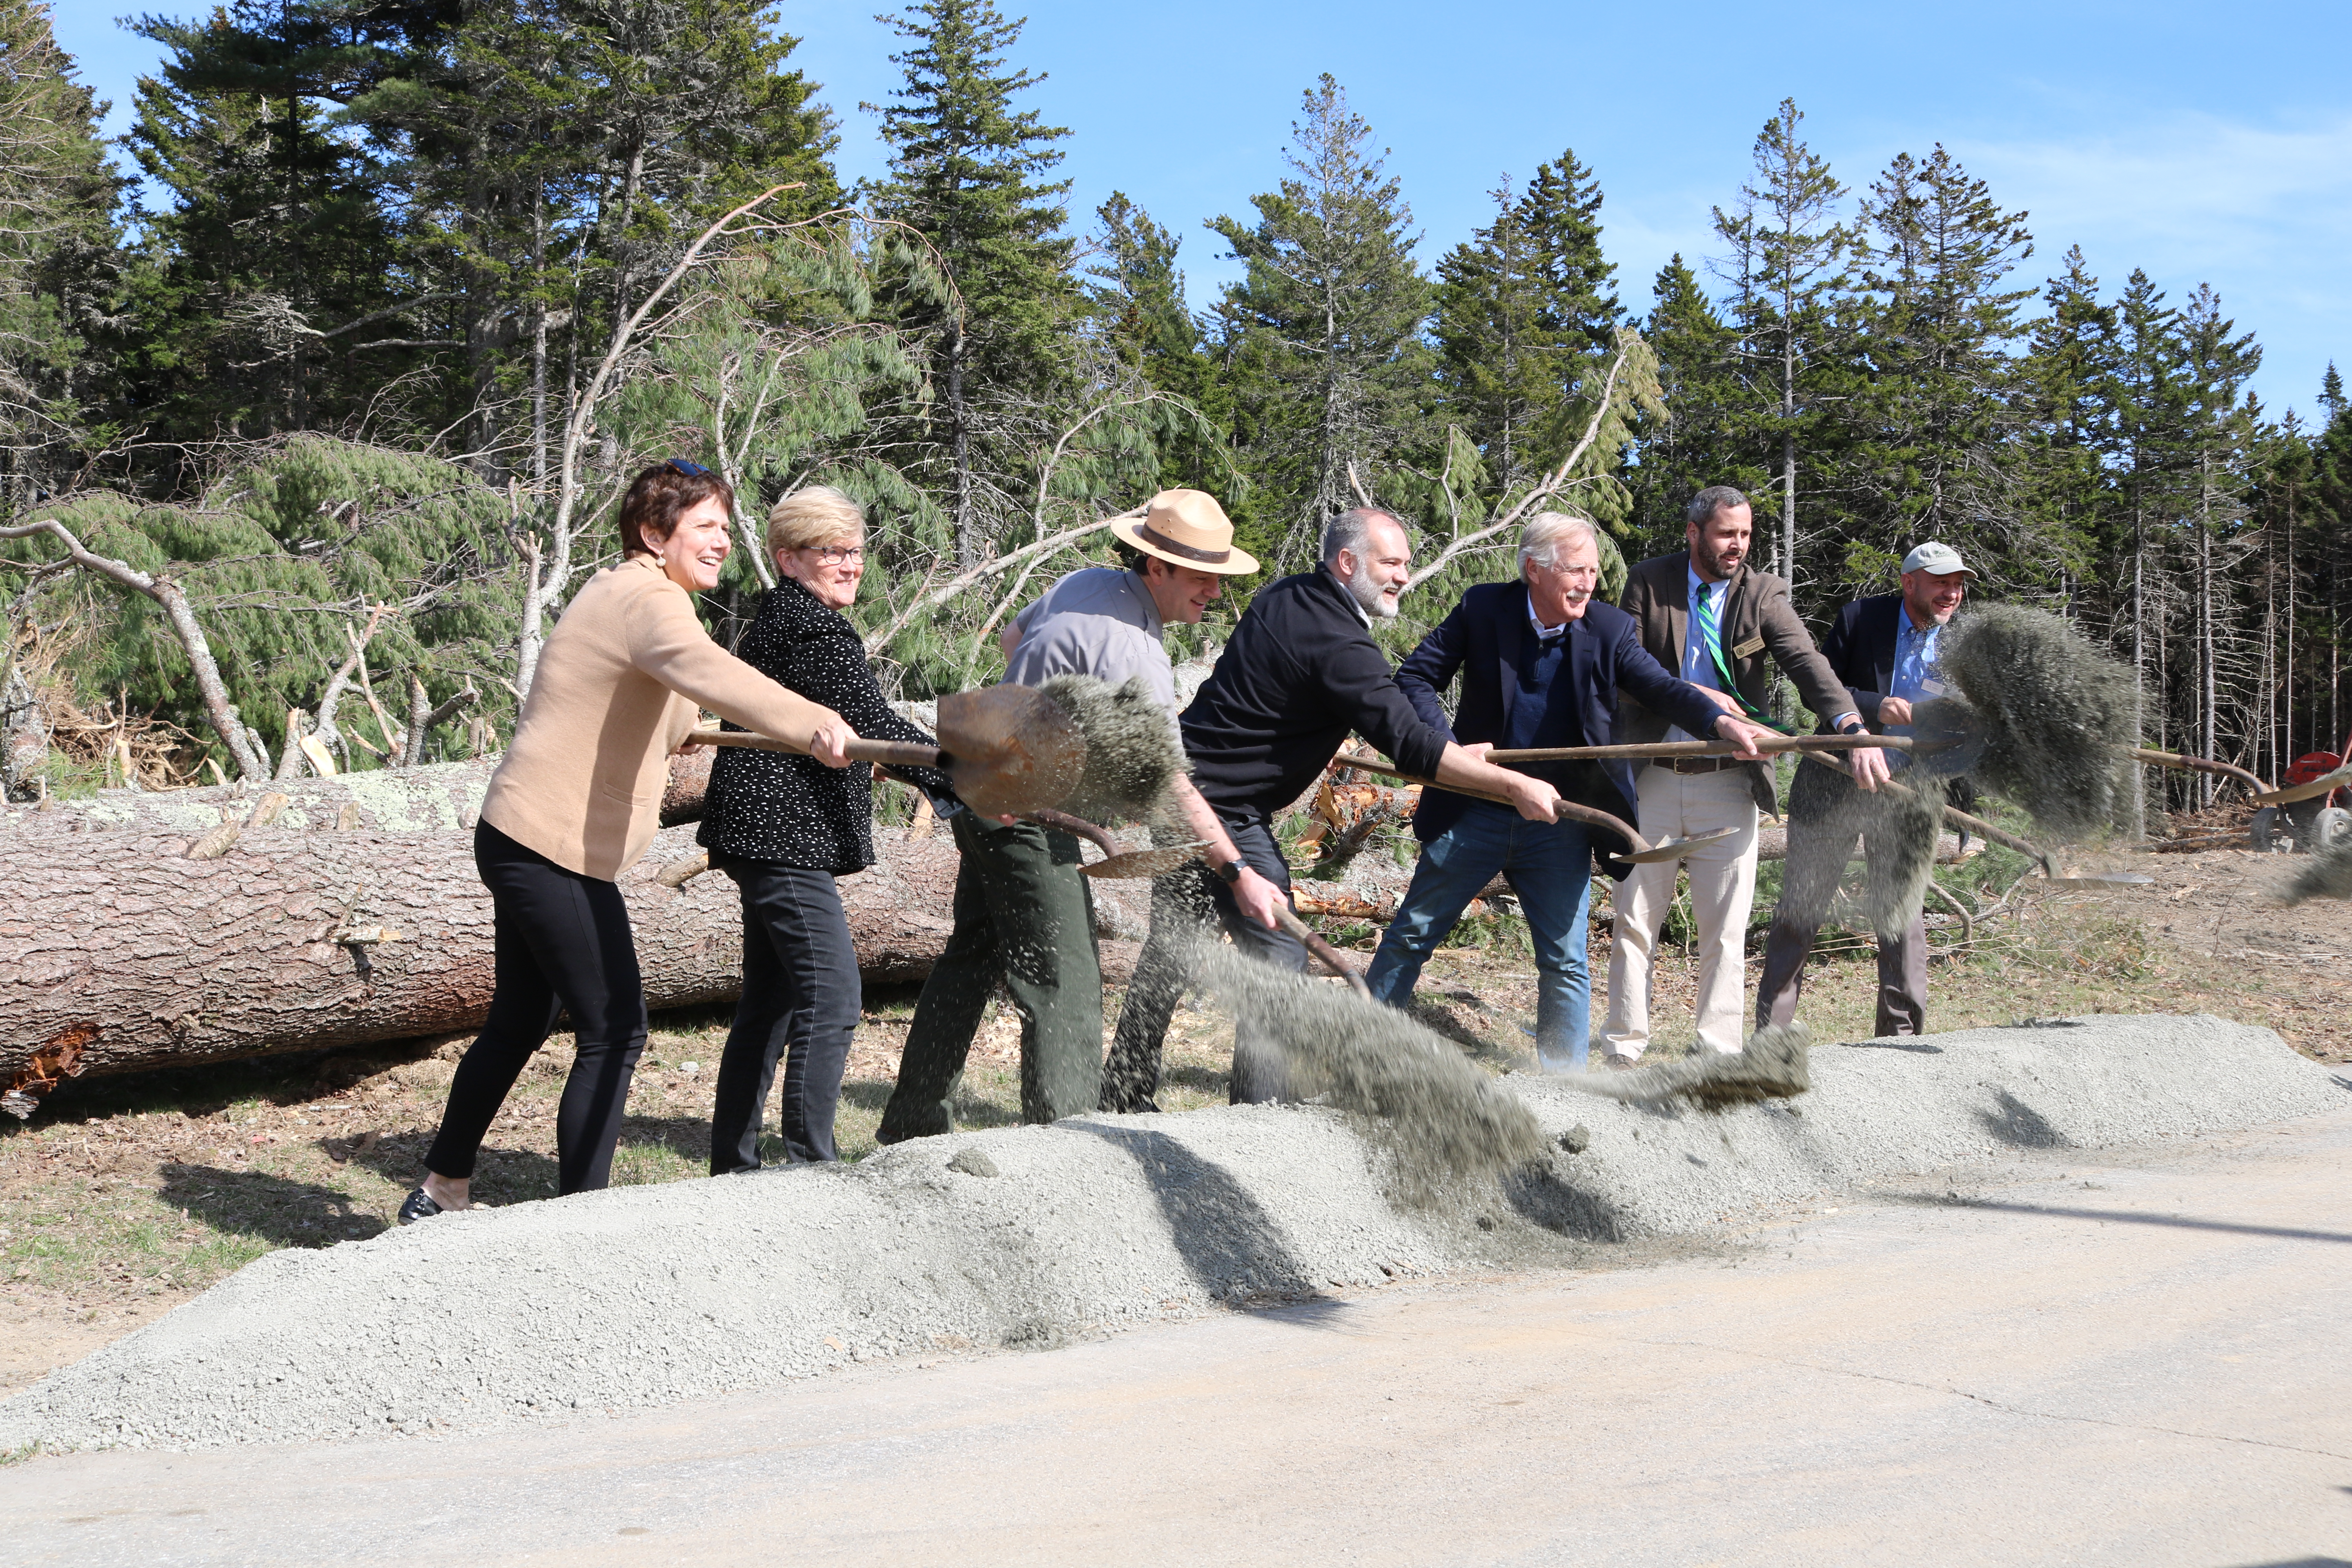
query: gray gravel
[{"left": 1, "top": 1013, "right": 2336, "bottom": 1454}]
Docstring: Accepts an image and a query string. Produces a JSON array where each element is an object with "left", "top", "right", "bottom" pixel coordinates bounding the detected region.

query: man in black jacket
[
  {"left": 1755, "top": 542, "right": 1973, "bottom": 1036},
  {"left": 1103, "top": 508, "right": 1566, "bottom": 1105},
  {"left": 1365, "top": 512, "right": 1772, "bottom": 1072}
]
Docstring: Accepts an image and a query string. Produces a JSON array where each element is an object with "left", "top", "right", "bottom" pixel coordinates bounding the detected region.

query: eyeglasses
[
  {"left": 804, "top": 544, "right": 866, "bottom": 565},
  {"left": 664, "top": 459, "right": 713, "bottom": 477}
]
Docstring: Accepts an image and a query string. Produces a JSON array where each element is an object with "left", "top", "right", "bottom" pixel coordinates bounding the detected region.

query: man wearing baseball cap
[
  {"left": 879, "top": 489, "right": 1271, "bottom": 1142},
  {"left": 1754, "top": 541, "right": 1977, "bottom": 1037}
]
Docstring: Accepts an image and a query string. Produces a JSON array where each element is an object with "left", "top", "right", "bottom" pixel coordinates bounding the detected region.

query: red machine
[{"left": 2252, "top": 742, "right": 2352, "bottom": 853}]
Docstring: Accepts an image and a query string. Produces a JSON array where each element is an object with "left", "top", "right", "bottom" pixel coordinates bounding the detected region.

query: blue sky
[{"left": 56, "top": 0, "right": 2352, "bottom": 420}]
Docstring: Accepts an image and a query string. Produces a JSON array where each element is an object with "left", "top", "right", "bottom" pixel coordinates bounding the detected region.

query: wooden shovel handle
[
  {"left": 1325, "top": 754, "right": 1651, "bottom": 854},
  {"left": 681, "top": 728, "right": 942, "bottom": 769},
  {"left": 1485, "top": 733, "right": 1913, "bottom": 764}
]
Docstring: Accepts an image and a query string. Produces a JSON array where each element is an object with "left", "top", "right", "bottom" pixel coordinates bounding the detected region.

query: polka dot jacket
[{"left": 696, "top": 578, "right": 955, "bottom": 872}]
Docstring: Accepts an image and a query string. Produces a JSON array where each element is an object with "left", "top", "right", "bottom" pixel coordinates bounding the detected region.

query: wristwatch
[
  {"left": 1212, "top": 858, "right": 1245, "bottom": 885},
  {"left": 1837, "top": 718, "right": 1868, "bottom": 737}
]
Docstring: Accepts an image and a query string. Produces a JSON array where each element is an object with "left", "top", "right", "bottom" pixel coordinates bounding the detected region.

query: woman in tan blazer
[{"left": 401, "top": 461, "right": 854, "bottom": 1223}]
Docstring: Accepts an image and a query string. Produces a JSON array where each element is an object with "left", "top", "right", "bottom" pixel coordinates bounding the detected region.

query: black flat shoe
[{"left": 396, "top": 1187, "right": 446, "bottom": 1226}]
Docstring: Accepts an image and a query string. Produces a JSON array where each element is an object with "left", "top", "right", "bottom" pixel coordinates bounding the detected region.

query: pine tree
[
  {"left": 1086, "top": 191, "right": 1229, "bottom": 495},
  {"left": 0, "top": 0, "right": 121, "bottom": 494},
  {"left": 1430, "top": 150, "right": 1617, "bottom": 502},
  {"left": 1207, "top": 74, "right": 1431, "bottom": 570},
  {"left": 866, "top": 0, "right": 1077, "bottom": 570},
  {"left": 1711, "top": 99, "right": 1851, "bottom": 590},
  {"left": 2175, "top": 285, "right": 2261, "bottom": 783},
  {"left": 1628, "top": 253, "right": 1750, "bottom": 556},
  {"left": 2311, "top": 367, "right": 2352, "bottom": 747},
  {"left": 1844, "top": 145, "right": 2036, "bottom": 581},
  {"left": 2016, "top": 245, "right": 2121, "bottom": 607}
]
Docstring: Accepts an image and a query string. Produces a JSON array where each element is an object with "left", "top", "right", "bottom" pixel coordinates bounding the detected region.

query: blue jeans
[{"left": 1364, "top": 801, "right": 1595, "bottom": 1071}]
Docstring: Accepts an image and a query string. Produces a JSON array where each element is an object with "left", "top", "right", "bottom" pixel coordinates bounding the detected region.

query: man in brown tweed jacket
[{"left": 1600, "top": 486, "right": 1890, "bottom": 1064}]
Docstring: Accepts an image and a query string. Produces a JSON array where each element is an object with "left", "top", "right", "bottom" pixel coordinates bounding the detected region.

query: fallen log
[
  {"left": 0, "top": 822, "right": 962, "bottom": 1100},
  {"left": 1, "top": 750, "right": 714, "bottom": 839}
]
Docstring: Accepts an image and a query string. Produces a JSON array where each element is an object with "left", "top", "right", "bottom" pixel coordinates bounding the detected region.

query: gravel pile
[{"left": 2, "top": 1014, "right": 2334, "bottom": 1453}]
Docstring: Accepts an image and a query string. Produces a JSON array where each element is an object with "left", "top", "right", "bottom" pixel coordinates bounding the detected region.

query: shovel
[
  {"left": 1059, "top": 824, "right": 1374, "bottom": 998},
  {"left": 1325, "top": 754, "right": 1737, "bottom": 867},
  {"left": 682, "top": 684, "right": 1087, "bottom": 821}
]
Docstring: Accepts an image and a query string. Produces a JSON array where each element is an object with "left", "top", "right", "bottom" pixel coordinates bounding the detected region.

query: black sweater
[
  {"left": 1179, "top": 565, "right": 1452, "bottom": 826},
  {"left": 697, "top": 579, "right": 951, "bottom": 872}
]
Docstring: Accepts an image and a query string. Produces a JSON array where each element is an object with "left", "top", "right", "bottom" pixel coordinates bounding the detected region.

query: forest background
[{"left": 4, "top": 0, "right": 2351, "bottom": 814}]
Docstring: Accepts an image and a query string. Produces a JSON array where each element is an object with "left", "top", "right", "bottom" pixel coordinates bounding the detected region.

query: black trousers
[
  {"left": 1103, "top": 817, "right": 1307, "bottom": 1111},
  {"left": 708, "top": 856, "right": 860, "bottom": 1172},
  {"left": 425, "top": 821, "right": 649, "bottom": 1196}
]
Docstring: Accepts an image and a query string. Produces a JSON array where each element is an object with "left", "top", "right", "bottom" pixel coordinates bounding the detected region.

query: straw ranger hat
[{"left": 1110, "top": 488, "right": 1258, "bottom": 575}]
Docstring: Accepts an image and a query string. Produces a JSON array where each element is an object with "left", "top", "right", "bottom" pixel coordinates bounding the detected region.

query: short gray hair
[
  {"left": 1519, "top": 511, "right": 1599, "bottom": 571},
  {"left": 1685, "top": 485, "right": 1749, "bottom": 528},
  {"left": 1319, "top": 508, "right": 1403, "bottom": 566}
]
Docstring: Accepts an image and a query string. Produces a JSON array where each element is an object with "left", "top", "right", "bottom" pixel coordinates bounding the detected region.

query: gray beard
[{"left": 1347, "top": 572, "right": 1400, "bottom": 621}]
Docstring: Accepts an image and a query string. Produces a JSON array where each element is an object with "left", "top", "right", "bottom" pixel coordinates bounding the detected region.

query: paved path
[{"left": 9, "top": 1108, "right": 2351, "bottom": 1567}]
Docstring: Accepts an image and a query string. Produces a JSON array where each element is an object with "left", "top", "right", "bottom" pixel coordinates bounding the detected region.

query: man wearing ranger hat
[
  {"left": 1754, "top": 540, "right": 1978, "bottom": 1038},
  {"left": 878, "top": 489, "right": 1278, "bottom": 1142}
]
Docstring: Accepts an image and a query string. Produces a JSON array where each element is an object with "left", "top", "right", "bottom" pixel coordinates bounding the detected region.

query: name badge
[
  {"left": 1920, "top": 677, "right": 1949, "bottom": 697},
  {"left": 1731, "top": 635, "right": 1766, "bottom": 659}
]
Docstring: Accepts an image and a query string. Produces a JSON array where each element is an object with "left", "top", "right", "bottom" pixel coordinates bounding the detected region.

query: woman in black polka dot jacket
[{"left": 697, "top": 486, "right": 952, "bottom": 1171}]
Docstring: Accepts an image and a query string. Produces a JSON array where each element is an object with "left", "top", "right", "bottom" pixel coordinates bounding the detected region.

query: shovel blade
[
  {"left": 935, "top": 684, "right": 1087, "bottom": 819},
  {"left": 1080, "top": 843, "right": 1210, "bottom": 880},
  {"left": 1613, "top": 825, "right": 1742, "bottom": 864}
]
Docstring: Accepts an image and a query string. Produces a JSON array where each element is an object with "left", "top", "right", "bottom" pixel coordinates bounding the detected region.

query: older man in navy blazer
[{"left": 1365, "top": 512, "right": 1775, "bottom": 1072}]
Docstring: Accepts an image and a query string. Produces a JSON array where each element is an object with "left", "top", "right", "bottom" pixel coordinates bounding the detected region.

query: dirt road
[{"left": 9, "top": 1103, "right": 2348, "bottom": 1567}]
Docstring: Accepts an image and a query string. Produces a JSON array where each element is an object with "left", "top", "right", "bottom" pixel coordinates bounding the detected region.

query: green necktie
[
  {"left": 1692, "top": 581, "right": 1722, "bottom": 677},
  {"left": 1692, "top": 581, "right": 1797, "bottom": 734}
]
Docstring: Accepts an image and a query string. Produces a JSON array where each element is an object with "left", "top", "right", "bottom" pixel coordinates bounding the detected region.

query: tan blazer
[
  {"left": 1614, "top": 551, "right": 1852, "bottom": 814},
  {"left": 481, "top": 555, "right": 842, "bottom": 879}
]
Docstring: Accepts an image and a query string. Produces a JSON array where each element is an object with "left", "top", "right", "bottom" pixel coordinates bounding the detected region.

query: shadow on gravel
[
  {"left": 1500, "top": 1163, "right": 1627, "bottom": 1244},
  {"left": 1071, "top": 1124, "right": 1316, "bottom": 1302},
  {"left": 1887, "top": 1193, "right": 2352, "bottom": 1246},
  {"left": 160, "top": 1163, "right": 388, "bottom": 1247},
  {"left": 1844, "top": 1038, "right": 1944, "bottom": 1053},
  {"left": 1977, "top": 1089, "right": 2067, "bottom": 1149}
]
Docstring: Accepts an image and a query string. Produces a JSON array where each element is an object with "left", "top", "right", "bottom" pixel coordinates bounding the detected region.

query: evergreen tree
[
  {"left": 1430, "top": 151, "right": 1616, "bottom": 505},
  {"left": 2016, "top": 245, "right": 2121, "bottom": 609},
  {"left": 1628, "top": 253, "right": 1749, "bottom": 557},
  {"left": 865, "top": 0, "right": 1076, "bottom": 569},
  {"left": 114, "top": 1, "right": 454, "bottom": 455},
  {"left": 1208, "top": 74, "right": 1431, "bottom": 570},
  {"left": 1085, "top": 191, "right": 1230, "bottom": 496},
  {"left": 1844, "top": 145, "right": 2036, "bottom": 583},
  {"left": 2311, "top": 367, "right": 2352, "bottom": 746},
  {"left": 2174, "top": 284, "right": 2261, "bottom": 779},
  {"left": 1711, "top": 98, "right": 1851, "bottom": 589},
  {"left": 0, "top": 0, "right": 122, "bottom": 492}
]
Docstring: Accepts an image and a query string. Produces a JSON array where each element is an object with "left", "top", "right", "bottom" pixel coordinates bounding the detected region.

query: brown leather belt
[{"left": 1655, "top": 756, "right": 1745, "bottom": 775}]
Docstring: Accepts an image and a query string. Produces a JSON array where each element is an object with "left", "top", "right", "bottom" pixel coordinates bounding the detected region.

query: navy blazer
[
  {"left": 1396, "top": 581, "right": 1728, "bottom": 847},
  {"left": 1818, "top": 593, "right": 1907, "bottom": 728}
]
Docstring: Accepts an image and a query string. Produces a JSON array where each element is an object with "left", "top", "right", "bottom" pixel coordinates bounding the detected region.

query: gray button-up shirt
[{"left": 1004, "top": 567, "right": 1180, "bottom": 736}]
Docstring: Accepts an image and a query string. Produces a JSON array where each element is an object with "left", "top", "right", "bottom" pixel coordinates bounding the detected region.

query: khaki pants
[{"left": 1602, "top": 764, "right": 1760, "bottom": 1059}]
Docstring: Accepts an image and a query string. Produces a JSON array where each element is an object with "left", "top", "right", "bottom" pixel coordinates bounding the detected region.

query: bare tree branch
[
  {"left": 1405, "top": 331, "right": 1637, "bottom": 589},
  {"left": 0, "top": 518, "right": 269, "bottom": 779}
]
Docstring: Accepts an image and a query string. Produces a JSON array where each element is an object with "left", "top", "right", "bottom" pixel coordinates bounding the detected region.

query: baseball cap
[{"left": 1901, "top": 541, "right": 1977, "bottom": 579}]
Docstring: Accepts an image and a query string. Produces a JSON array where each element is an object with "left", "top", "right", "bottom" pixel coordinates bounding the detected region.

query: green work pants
[{"left": 877, "top": 813, "right": 1103, "bottom": 1141}]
